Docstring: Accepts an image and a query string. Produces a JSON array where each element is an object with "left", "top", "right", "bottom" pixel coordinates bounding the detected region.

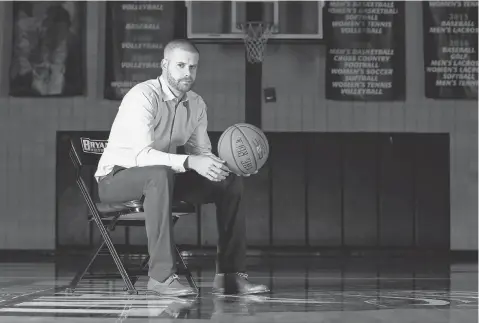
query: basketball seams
[
  {"left": 237, "top": 123, "right": 269, "bottom": 157},
  {"left": 234, "top": 124, "right": 258, "bottom": 172},
  {"left": 218, "top": 126, "right": 246, "bottom": 175},
  {"left": 217, "top": 132, "right": 224, "bottom": 155},
  {"left": 230, "top": 128, "right": 248, "bottom": 175}
]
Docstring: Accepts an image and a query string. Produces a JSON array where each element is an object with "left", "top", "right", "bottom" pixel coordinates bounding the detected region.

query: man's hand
[
  {"left": 187, "top": 155, "right": 231, "bottom": 182},
  {"left": 242, "top": 170, "right": 259, "bottom": 177},
  {"left": 205, "top": 154, "right": 259, "bottom": 177}
]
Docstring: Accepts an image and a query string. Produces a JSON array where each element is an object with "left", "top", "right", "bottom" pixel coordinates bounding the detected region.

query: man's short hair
[{"left": 164, "top": 39, "right": 200, "bottom": 57}]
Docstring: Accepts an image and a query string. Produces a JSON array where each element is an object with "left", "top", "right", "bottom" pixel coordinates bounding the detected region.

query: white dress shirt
[{"left": 94, "top": 76, "right": 213, "bottom": 181}]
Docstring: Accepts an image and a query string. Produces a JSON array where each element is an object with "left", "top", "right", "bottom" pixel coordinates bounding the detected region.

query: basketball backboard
[{"left": 186, "top": 1, "right": 324, "bottom": 42}]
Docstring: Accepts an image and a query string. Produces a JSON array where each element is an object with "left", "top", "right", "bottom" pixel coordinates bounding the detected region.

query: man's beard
[{"left": 166, "top": 70, "right": 194, "bottom": 93}]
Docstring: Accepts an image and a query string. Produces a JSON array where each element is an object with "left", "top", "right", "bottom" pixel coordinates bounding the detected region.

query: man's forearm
[{"left": 136, "top": 147, "right": 189, "bottom": 172}]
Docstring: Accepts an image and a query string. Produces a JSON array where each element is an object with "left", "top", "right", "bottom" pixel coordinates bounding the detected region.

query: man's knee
[{"left": 144, "top": 166, "right": 173, "bottom": 187}]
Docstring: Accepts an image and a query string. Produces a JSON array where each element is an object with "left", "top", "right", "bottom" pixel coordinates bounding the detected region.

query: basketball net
[{"left": 239, "top": 21, "right": 275, "bottom": 63}]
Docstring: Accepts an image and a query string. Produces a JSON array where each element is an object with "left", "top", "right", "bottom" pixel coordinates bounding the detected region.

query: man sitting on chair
[{"left": 94, "top": 39, "right": 269, "bottom": 297}]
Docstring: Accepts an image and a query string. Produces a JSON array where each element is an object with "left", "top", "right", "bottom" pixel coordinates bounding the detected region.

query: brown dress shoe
[{"left": 212, "top": 272, "right": 270, "bottom": 295}]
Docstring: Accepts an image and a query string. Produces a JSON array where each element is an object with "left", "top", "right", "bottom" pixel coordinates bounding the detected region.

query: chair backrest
[
  {"left": 69, "top": 133, "right": 194, "bottom": 170},
  {"left": 70, "top": 135, "right": 109, "bottom": 170},
  {"left": 69, "top": 134, "right": 110, "bottom": 209}
]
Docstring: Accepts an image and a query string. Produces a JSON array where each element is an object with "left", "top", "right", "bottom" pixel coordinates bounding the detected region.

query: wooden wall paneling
[
  {"left": 173, "top": 213, "right": 198, "bottom": 247},
  {"left": 200, "top": 204, "right": 218, "bottom": 247},
  {"left": 342, "top": 134, "right": 379, "bottom": 247},
  {"left": 271, "top": 134, "right": 307, "bottom": 246},
  {"left": 128, "top": 227, "right": 148, "bottom": 247},
  {"left": 240, "top": 159, "right": 271, "bottom": 247},
  {"left": 307, "top": 134, "right": 343, "bottom": 247},
  {"left": 378, "top": 134, "right": 415, "bottom": 247},
  {"left": 0, "top": 99, "right": 6, "bottom": 247},
  {"left": 414, "top": 134, "right": 450, "bottom": 248}
]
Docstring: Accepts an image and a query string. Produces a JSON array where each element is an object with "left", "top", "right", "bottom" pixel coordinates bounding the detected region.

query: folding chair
[{"left": 66, "top": 136, "right": 198, "bottom": 295}]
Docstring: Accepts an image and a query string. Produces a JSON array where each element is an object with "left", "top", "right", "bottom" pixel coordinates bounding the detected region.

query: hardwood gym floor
[{"left": 0, "top": 255, "right": 476, "bottom": 322}]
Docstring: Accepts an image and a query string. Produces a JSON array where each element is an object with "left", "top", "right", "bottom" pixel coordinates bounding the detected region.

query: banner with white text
[
  {"left": 104, "top": 1, "right": 176, "bottom": 100},
  {"left": 423, "top": 1, "right": 478, "bottom": 99},
  {"left": 325, "top": 1, "right": 405, "bottom": 101}
]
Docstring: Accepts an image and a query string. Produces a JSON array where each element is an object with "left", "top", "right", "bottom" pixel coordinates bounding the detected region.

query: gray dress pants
[{"left": 97, "top": 165, "right": 245, "bottom": 283}]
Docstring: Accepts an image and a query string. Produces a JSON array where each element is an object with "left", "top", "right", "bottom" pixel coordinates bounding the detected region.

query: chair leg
[
  {"left": 66, "top": 240, "right": 105, "bottom": 293},
  {"left": 139, "top": 255, "right": 150, "bottom": 270},
  {"left": 76, "top": 176, "right": 137, "bottom": 293},
  {"left": 92, "top": 220, "right": 137, "bottom": 294},
  {"left": 176, "top": 247, "right": 198, "bottom": 293},
  {"left": 105, "top": 230, "right": 137, "bottom": 294},
  {"left": 130, "top": 255, "right": 150, "bottom": 286}
]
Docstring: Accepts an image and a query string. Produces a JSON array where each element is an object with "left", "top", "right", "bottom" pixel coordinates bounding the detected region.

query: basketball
[{"left": 217, "top": 123, "right": 269, "bottom": 176}]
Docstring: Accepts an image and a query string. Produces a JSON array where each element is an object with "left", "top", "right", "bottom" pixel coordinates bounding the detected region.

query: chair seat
[
  {"left": 95, "top": 200, "right": 196, "bottom": 216},
  {"left": 96, "top": 200, "right": 143, "bottom": 214},
  {"left": 102, "top": 212, "right": 146, "bottom": 221}
]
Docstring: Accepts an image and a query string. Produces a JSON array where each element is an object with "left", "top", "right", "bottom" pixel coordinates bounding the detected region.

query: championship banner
[
  {"left": 9, "top": 2, "right": 85, "bottom": 97},
  {"left": 423, "top": 1, "right": 478, "bottom": 99},
  {"left": 104, "top": 1, "right": 176, "bottom": 100},
  {"left": 325, "top": 1, "right": 405, "bottom": 101}
]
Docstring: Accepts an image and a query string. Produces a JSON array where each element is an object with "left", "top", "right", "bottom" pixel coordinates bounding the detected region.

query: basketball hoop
[{"left": 238, "top": 21, "right": 275, "bottom": 63}]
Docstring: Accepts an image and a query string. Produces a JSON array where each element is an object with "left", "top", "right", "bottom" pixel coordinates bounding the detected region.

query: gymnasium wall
[
  {"left": 0, "top": 2, "right": 476, "bottom": 250},
  {"left": 258, "top": 4, "right": 477, "bottom": 250}
]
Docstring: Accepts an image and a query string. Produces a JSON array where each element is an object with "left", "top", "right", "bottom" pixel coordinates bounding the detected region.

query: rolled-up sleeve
[
  {"left": 110, "top": 87, "right": 188, "bottom": 172},
  {"left": 185, "top": 98, "right": 213, "bottom": 156}
]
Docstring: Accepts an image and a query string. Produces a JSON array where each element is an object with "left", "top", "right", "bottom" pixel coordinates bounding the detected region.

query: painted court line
[
  {"left": 18, "top": 300, "right": 174, "bottom": 306},
  {"left": 0, "top": 308, "right": 156, "bottom": 316}
]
